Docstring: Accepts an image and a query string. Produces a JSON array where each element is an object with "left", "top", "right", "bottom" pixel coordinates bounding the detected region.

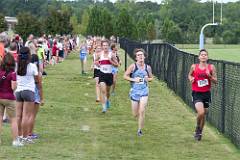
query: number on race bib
[
  {"left": 197, "top": 79, "right": 209, "bottom": 87},
  {"left": 102, "top": 67, "right": 108, "bottom": 71},
  {"left": 138, "top": 78, "right": 144, "bottom": 84}
]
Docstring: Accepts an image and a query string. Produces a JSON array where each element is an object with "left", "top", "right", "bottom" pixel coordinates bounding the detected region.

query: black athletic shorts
[
  {"left": 192, "top": 91, "right": 211, "bottom": 108},
  {"left": 93, "top": 69, "right": 100, "bottom": 78},
  {"left": 59, "top": 50, "right": 64, "bottom": 58},
  {"left": 99, "top": 71, "right": 113, "bottom": 86}
]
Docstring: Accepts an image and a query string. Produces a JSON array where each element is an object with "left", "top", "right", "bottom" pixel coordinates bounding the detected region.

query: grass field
[
  {"left": 176, "top": 44, "right": 240, "bottom": 63},
  {"left": 0, "top": 51, "right": 240, "bottom": 159}
]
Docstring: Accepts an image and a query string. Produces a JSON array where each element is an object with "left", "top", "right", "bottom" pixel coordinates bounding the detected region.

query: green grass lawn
[
  {"left": 1, "top": 51, "right": 240, "bottom": 159},
  {"left": 176, "top": 44, "right": 240, "bottom": 63}
]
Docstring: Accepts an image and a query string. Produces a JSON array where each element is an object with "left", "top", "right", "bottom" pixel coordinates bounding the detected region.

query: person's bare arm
[
  {"left": 208, "top": 65, "right": 217, "bottom": 84},
  {"left": 110, "top": 54, "right": 119, "bottom": 67},
  {"left": 145, "top": 65, "right": 153, "bottom": 82},
  {"left": 188, "top": 64, "right": 195, "bottom": 83},
  {"left": 11, "top": 80, "right": 17, "bottom": 91}
]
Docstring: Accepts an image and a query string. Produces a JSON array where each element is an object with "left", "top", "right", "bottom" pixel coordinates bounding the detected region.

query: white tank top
[
  {"left": 93, "top": 53, "right": 100, "bottom": 70},
  {"left": 99, "top": 52, "right": 112, "bottom": 73}
]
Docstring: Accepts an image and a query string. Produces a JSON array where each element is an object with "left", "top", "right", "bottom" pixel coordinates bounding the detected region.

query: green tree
[
  {"left": 161, "top": 19, "right": 182, "bottom": 44},
  {"left": 136, "top": 18, "right": 147, "bottom": 41},
  {"left": 147, "top": 22, "right": 156, "bottom": 41},
  {"left": 87, "top": 6, "right": 114, "bottom": 38},
  {"left": 70, "top": 15, "right": 80, "bottom": 35},
  {"left": 15, "top": 12, "right": 42, "bottom": 41},
  {"left": 0, "top": 13, "right": 7, "bottom": 32},
  {"left": 44, "top": 7, "right": 73, "bottom": 35},
  {"left": 87, "top": 6, "right": 103, "bottom": 36},
  {"left": 115, "top": 8, "right": 135, "bottom": 39},
  {"left": 79, "top": 9, "right": 89, "bottom": 36},
  {"left": 101, "top": 8, "right": 114, "bottom": 38},
  {"left": 222, "top": 30, "right": 238, "bottom": 44}
]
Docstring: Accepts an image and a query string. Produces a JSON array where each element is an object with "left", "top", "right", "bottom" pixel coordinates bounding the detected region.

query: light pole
[
  {"left": 199, "top": 0, "right": 221, "bottom": 49},
  {"left": 199, "top": 23, "right": 218, "bottom": 49}
]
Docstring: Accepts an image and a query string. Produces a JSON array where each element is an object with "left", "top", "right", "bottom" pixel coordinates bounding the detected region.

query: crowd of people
[
  {"left": 0, "top": 31, "right": 218, "bottom": 147},
  {"left": 0, "top": 32, "right": 78, "bottom": 147}
]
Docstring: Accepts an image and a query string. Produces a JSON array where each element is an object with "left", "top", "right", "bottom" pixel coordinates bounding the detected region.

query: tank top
[
  {"left": 93, "top": 52, "right": 100, "bottom": 70},
  {"left": 99, "top": 52, "right": 112, "bottom": 73},
  {"left": 192, "top": 64, "right": 212, "bottom": 92},
  {"left": 37, "top": 47, "right": 44, "bottom": 60},
  {"left": 131, "top": 64, "right": 149, "bottom": 90}
]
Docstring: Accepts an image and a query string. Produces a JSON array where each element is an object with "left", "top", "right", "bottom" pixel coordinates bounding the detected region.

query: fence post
[
  {"left": 123, "top": 39, "right": 128, "bottom": 71},
  {"left": 221, "top": 62, "right": 226, "bottom": 133},
  {"left": 125, "top": 50, "right": 127, "bottom": 71}
]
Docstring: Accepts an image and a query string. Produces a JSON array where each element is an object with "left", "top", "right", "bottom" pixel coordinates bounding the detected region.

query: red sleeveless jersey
[{"left": 192, "top": 64, "right": 212, "bottom": 92}]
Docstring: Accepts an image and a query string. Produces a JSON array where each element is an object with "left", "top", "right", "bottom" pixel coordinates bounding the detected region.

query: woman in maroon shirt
[
  {"left": 51, "top": 40, "right": 58, "bottom": 65},
  {"left": 0, "top": 53, "right": 23, "bottom": 146}
]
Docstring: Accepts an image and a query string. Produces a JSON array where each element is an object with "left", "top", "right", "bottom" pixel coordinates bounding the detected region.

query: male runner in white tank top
[{"left": 95, "top": 40, "right": 118, "bottom": 113}]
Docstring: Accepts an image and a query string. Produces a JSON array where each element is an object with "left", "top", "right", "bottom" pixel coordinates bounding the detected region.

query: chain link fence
[{"left": 120, "top": 38, "right": 240, "bottom": 147}]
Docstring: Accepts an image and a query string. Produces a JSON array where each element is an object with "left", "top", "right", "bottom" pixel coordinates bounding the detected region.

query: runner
[
  {"left": 96, "top": 40, "right": 118, "bottom": 113},
  {"left": 124, "top": 48, "right": 153, "bottom": 136},
  {"left": 188, "top": 49, "right": 217, "bottom": 141},
  {"left": 110, "top": 43, "right": 121, "bottom": 95},
  {"left": 79, "top": 40, "right": 88, "bottom": 75},
  {"left": 92, "top": 45, "right": 102, "bottom": 102}
]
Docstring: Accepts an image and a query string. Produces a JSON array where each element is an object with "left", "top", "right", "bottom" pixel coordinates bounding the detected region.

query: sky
[{"left": 107, "top": 0, "right": 240, "bottom": 4}]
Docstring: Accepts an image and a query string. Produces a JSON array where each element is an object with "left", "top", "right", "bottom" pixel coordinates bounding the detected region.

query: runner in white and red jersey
[{"left": 95, "top": 40, "right": 118, "bottom": 113}]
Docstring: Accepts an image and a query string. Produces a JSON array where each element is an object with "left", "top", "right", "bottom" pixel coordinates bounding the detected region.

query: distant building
[{"left": 4, "top": 16, "right": 18, "bottom": 31}]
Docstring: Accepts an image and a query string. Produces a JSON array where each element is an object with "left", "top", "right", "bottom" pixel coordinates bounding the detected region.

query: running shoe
[
  {"left": 3, "top": 118, "right": 9, "bottom": 123},
  {"left": 102, "top": 107, "right": 107, "bottom": 113},
  {"left": 22, "top": 136, "right": 35, "bottom": 144},
  {"left": 106, "top": 100, "right": 110, "bottom": 109},
  {"left": 29, "top": 133, "right": 39, "bottom": 139},
  {"left": 194, "top": 127, "right": 202, "bottom": 141},
  {"left": 12, "top": 137, "right": 24, "bottom": 147},
  {"left": 137, "top": 129, "right": 143, "bottom": 137},
  {"left": 82, "top": 71, "right": 87, "bottom": 75}
]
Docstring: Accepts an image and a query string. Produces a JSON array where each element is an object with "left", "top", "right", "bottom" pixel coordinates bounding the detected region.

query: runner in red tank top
[{"left": 188, "top": 49, "right": 217, "bottom": 141}]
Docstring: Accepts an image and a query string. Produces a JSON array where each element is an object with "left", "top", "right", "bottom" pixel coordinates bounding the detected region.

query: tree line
[{"left": 0, "top": 0, "right": 240, "bottom": 44}]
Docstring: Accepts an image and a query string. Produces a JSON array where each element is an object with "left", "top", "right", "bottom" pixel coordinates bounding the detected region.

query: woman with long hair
[
  {"left": 28, "top": 54, "right": 44, "bottom": 139},
  {"left": 15, "top": 47, "right": 39, "bottom": 144},
  {"left": 0, "top": 53, "right": 23, "bottom": 146}
]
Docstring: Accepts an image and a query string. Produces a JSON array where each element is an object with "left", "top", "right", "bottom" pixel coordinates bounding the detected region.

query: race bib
[
  {"left": 197, "top": 79, "right": 209, "bottom": 87},
  {"left": 138, "top": 78, "right": 144, "bottom": 84},
  {"left": 102, "top": 67, "right": 108, "bottom": 72},
  {"left": 101, "top": 66, "right": 111, "bottom": 73}
]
